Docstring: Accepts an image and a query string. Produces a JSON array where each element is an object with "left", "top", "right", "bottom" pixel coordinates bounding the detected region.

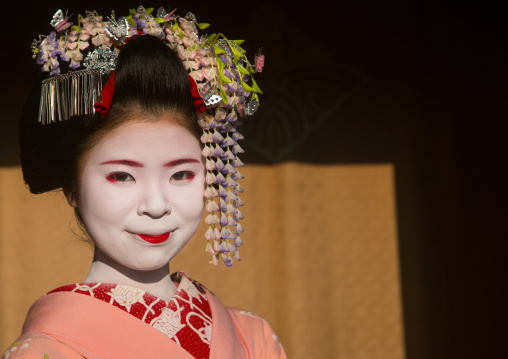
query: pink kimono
[{"left": 3, "top": 272, "right": 286, "bottom": 359}]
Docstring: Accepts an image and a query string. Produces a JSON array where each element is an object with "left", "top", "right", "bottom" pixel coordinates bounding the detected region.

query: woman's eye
[
  {"left": 170, "top": 171, "right": 195, "bottom": 183},
  {"left": 106, "top": 172, "right": 135, "bottom": 183}
]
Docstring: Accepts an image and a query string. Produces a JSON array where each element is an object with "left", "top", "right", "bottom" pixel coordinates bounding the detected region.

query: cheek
[
  {"left": 78, "top": 178, "right": 131, "bottom": 227},
  {"left": 177, "top": 181, "right": 205, "bottom": 220}
]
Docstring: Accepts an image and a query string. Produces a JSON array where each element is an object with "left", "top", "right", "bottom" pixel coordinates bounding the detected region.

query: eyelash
[
  {"left": 106, "top": 171, "right": 195, "bottom": 183},
  {"left": 171, "top": 171, "right": 195, "bottom": 183},
  {"left": 106, "top": 172, "right": 134, "bottom": 183}
]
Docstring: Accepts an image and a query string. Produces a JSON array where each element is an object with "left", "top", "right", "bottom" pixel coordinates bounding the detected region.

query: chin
[{"left": 127, "top": 259, "right": 171, "bottom": 272}]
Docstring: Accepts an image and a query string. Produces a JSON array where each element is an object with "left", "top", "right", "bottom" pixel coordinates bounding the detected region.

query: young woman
[{"left": 4, "top": 7, "right": 285, "bottom": 359}]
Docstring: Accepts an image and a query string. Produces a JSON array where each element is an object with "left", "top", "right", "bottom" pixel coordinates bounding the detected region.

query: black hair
[
  {"left": 20, "top": 35, "right": 202, "bottom": 195},
  {"left": 111, "top": 34, "right": 195, "bottom": 118}
]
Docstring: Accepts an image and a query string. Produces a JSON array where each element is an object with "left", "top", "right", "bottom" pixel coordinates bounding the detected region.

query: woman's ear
[{"left": 63, "top": 188, "right": 78, "bottom": 208}]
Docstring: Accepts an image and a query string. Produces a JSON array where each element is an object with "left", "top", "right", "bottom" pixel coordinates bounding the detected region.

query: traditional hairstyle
[{"left": 21, "top": 6, "right": 265, "bottom": 266}]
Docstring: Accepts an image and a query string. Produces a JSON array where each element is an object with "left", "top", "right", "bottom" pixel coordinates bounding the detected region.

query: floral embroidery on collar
[{"left": 48, "top": 272, "right": 212, "bottom": 359}]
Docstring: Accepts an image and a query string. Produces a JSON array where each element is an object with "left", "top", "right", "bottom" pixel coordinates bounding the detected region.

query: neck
[{"left": 84, "top": 248, "right": 177, "bottom": 301}]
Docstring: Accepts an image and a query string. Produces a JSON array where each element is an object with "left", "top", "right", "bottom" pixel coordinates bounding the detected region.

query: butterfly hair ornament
[{"left": 31, "top": 6, "right": 265, "bottom": 267}]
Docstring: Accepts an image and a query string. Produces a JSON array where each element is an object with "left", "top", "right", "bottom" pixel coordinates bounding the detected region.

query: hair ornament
[
  {"left": 32, "top": 6, "right": 265, "bottom": 267},
  {"left": 83, "top": 47, "right": 117, "bottom": 74},
  {"left": 105, "top": 13, "right": 130, "bottom": 44},
  {"left": 254, "top": 48, "right": 265, "bottom": 73},
  {"left": 156, "top": 7, "right": 177, "bottom": 22},
  {"left": 94, "top": 70, "right": 115, "bottom": 115},
  {"left": 39, "top": 68, "right": 103, "bottom": 124},
  {"left": 51, "top": 9, "right": 73, "bottom": 32}
]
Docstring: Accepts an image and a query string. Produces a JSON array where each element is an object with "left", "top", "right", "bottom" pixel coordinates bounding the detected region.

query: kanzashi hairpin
[{"left": 105, "top": 13, "right": 130, "bottom": 44}]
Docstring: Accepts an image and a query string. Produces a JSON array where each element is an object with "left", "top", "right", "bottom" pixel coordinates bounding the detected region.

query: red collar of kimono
[{"left": 47, "top": 271, "right": 212, "bottom": 359}]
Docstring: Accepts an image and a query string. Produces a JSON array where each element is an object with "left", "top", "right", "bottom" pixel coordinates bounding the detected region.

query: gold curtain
[{"left": 0, "top": 163, "right": 405, "bottom": 359}]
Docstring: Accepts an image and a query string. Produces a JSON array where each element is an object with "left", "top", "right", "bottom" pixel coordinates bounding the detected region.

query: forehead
[{"left": 86, "top": 119, "right": 202, "bottom": 163}]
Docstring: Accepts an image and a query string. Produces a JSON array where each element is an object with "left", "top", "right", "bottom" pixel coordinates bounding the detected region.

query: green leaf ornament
[
  {"left": 220, "top": 72, "right": 232, "bottom": 84},
  {"left": 217, "top": 57, "right": 224, "bottom": 70},
  {"left": 122, "top": 15, "right": 135, "bottom": 28},
  {"left": 237, "top": 64, "right": 250, "bottom": 75},
  {"left": 231, "top": 45, "right": 244, "bottom": 59},
  {"left": 217, "top": 60, "right": 232, "bottom": 84},
  {"left": 198, "top": 23, "right": 210, "bottom": 30},
  {"left": 250, "top": 78, "right": 263, "bottom": 94},
  {"left": 72, "top": 14, "right": 84, "bottom": 32},
  {"left": 170, "top": 22, "right": 179, "bottom": 35},
  {"left": 213, "top": 44, "right": 226, "bottom": 55},
  {"left": 241, "top": 81, "right": 254, "bottom": 92},
  {"left": 207, "top": 33, "right": 217, "bottom": 43},
  {"left": 220, "top": 88, "right": 228, "bottom": 103}
]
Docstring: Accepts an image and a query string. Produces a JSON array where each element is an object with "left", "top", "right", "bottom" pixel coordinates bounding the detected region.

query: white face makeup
[{"left": 71, "top": 119, "right": 205, "bottom": 272}]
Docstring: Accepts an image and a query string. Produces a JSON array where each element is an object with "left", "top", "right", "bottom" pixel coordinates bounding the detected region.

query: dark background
[{"left": 2, "top": 1, "right": 506, "bottom": 358}]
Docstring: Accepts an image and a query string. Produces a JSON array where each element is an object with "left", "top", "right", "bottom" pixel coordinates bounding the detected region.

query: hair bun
[{"left": 111, "top": 35, "right": 194, "bottom": 117}]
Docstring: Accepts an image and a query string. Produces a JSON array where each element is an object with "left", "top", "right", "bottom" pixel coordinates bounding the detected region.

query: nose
[{"left": 137, "top": 181, "right": 171, "bottom": 219}]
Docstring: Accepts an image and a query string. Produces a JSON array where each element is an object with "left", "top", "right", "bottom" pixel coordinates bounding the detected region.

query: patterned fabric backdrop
[{"left": 0, "top": 164, "right": 404, "bottom": 359}]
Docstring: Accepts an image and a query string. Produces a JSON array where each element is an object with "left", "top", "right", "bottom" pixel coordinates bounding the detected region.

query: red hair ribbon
[
  {"left": 188, "top": 75, "right": 206, "bottom": 113},
  {"left": 94, "top": 73, "right": 207, "bottom": 116},
  {"left": 94, "top": 33, "right": 206, "bottom": 115}
]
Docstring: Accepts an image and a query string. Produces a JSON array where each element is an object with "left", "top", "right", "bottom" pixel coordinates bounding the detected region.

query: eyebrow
[
  {"left": 164, "top": 158, "right": 200, "bottom": 167},
  {"left": 99, "top": 160, "right": 143, "bottom": 167},
  {"left": 98, "top": 158, "right": 200, "bottom": 168}
]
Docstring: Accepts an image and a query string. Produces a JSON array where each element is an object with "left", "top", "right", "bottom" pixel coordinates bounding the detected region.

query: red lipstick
[{"left": 138, "top": 232, "right": 171, "bottom": 244}]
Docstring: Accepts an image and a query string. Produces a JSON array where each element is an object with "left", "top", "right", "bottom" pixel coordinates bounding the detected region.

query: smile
[{"left": 136, "top": 232, "right": 171, "bottom": 244}]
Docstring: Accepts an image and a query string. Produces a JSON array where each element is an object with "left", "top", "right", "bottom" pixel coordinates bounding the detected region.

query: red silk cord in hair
[
  {"left": 188, "top": 75, "right": 206, "bottom": 113},
  {"left": 93, "top": 73, "right": 207, "bottom": 116}
]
